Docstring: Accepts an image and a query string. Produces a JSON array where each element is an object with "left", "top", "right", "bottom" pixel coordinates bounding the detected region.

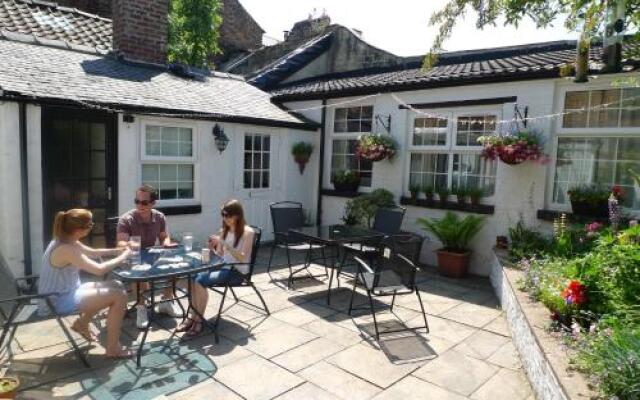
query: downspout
[
  {"left": 19, "top": 102, "right": 32, "bottom": 276},
  {"left": 316, "top": 99, "right": 327, "bottom": 226}
]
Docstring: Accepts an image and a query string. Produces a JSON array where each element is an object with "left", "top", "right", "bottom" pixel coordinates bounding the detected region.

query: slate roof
[
  {"left": 0, "top": 37, "right": 315, "bottom": 129},
  {"left": 248, "top": 33, "right": 333, "bottom": 90},
  {"left": 0, "top": 0, "right": 111, "bottom": 52},
  {"left": 271, "top": 40, "right": 640, "bottom": 101}
]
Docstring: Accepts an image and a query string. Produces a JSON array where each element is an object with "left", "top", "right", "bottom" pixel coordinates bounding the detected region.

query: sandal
[
  {"left": 182, "top": 320, "right": 204, "bottom": 339},
  {"left": 106, "top": 348, "right": 135, "bottom": 360},
  {"left": 175, "top": 317, "right": 194, "bottom": 333},
  {"left": 71, "top": 319, "right": 98, "bottom": 342}
]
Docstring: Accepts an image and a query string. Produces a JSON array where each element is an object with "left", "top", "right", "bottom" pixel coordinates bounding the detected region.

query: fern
[{"left": 416, "top": 211, "right": 484, "bottom": 252}]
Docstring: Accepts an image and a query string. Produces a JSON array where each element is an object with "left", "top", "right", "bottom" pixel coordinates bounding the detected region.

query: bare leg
[
  {"left": 76, "top": 281, "right": 130, "bottom": 356},
  {"left": 191, "top": 283, "right": 209, "bottom": 320}
]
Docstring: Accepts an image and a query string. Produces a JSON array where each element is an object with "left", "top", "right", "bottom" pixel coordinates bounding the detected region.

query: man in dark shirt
[{"left": 117, "top": 185, "right": 179, "bottom": 328}]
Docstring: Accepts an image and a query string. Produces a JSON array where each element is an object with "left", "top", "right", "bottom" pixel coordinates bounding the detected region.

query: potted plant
[
  {"left": 452, "top": 187, "right": 467, "bottom": 206},
  {"left": 417, "top": 211, "right": 485, "bottom": 278},
  {"left": 422, "top": 185, "right": 434, "bottom": 203},
  {"left": 332, "top": 170, "right": 361, "bottom": 193},
  {"left": 343, "top": 189, "right": 395, "bottom": 227},
  {"left": 0, "top": 376, "right": 19, "bottom": 399},
  {"left": 436, "top": 186, "right": 450, "bottom": 206},
  {"left": 291, "top": 142, "right": 313, "bottom": 174},
  {"left": 478, "top": 128, "right": 548, "bottom": 166},
  {"left": 468, "top": 187, "right": 485, "bottom": 206},
  {"left": 567, "top": 185, "right": 623, "bottom": 218},
  {"left": 409, "top": 184, "right": 420, "bottom": 201},
  {"left": 356, "top": 134, "right": 397, "bottom": 162}
]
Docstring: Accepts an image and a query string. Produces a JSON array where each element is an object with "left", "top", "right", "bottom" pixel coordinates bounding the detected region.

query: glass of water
[
  {"left": 130, "top": 235, "right": 141, "bottom": 265},
  {"left": 183, "top": 232, "right": 193, "bottom": 252}
]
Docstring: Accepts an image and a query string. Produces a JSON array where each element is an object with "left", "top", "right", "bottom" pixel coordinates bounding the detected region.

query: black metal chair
[
  {"left": 348, "top": 233, "right": 428, "bottom": 340},
  {"left": 0, "top": 269, "right": 90, "bottom": 367},
  {"left": 208, "top": 226, "right": 270, "bottom": 331},
  {"left": 339, "top": 206, "right": 406, "bottom": 274},
  {"left": 267, "top": 201, "right": 327, "bottom": 288}
]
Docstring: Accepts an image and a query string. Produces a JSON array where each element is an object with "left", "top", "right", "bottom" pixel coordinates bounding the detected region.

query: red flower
[
  {"left": 562, "top": 280, "right": 588, "bottom": 306},
  {"left": 611, "top": 185, "right": 624, "bottom": 200}
]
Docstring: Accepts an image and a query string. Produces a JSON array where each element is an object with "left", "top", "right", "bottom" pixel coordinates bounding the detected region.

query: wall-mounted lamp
[
  {"left": 123, "top": 114, "right": 135, "bottom": 123},
  {"left": 375, "top": 114, "right": 392, "bottom": 133},
  {"left": 212, "top": 124, "right": 230, "bottom": 154}
]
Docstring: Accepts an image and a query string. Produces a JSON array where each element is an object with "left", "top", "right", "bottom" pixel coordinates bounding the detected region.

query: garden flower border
[{"left": 490, "top": 249, "right": 596, "bottom": 400}]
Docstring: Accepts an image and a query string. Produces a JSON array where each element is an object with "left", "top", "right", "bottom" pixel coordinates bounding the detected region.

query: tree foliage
[
  {"left": 168, "top": 0, "right": 222, "bottom": 69},
  {"left": 425, "top": 0, "right": 640, "bottom": 68}
]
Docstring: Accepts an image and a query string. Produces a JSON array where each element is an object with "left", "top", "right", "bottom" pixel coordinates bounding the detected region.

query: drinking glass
[
  {"left": 183, "top": 232, "right": 193, "bottom": 252},
  {"left": 130, "top": 235, "right": 141, "bottom": 265}
]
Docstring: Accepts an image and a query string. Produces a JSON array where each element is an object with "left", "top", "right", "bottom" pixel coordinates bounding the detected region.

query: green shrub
[
  {"left": 342, "top": 189, "right": 395, "bottom": 227},
  {"left": 508, "top": 221, "right": 549, "bottom": 261}
]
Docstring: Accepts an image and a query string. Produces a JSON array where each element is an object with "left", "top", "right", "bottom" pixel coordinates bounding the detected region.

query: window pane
[
  {"left": 245, "top": 135, "right": 253, "bottom": 151},
  {"left": 347, "top": 107, "right": 361, "bottom": 119},
  {"left": 253, "top": 153, "right": 261, "bottom": 170},
  {"left": 361, "top": 106, "right": 373, "bottom": 119},
  {"left": 159, "top": 182, "right": 177, "bottom": 200},
  {"left": 177, "top": 165, "right": 193, "bottom": 181},
  {"left": 146, "top": 126, "right": 161, "bottom": 141},
  {"left": 179, "top": 128, "right": 192, "bottom": 143},
  {"left": 142, "top": 165, "right": 158, "bottom": 181},
  {"left": 160, "top": 164, "right": 177, "bottom": 181},
  {"left": 161, "top": 141, "right": 180, "bottom": 157},
  {"left": 179, "top": 142, "right": 192, "bottom": 157},
  {"left": 563, "top": 91, "right": 589, "bottom": 128},
  {"left": 360, "top": 120, "right": 372, "bottom": 133},
  {"left": 334, "top": 121, "right": 347, "bottom": 133},
  {"left": 621, "top": 88, "right": 640, "bottom": 127},
  {"left": 263, "top": 153, "right": 270, "bottom": 169},
  {"left": 244, "top": 153, "right": 252, "bottom": 169},
  {"left": 335, "top": 108, "right": 347, "bottom": 121},
  {"left": 262, "top": 172, "right": 270, "bottom": 188},
  {"left": 244, "top": 172, "right": 251, "bottom": 188},
  {"left": 413, "top": 117, "right": 447, "bottom": 146},
  {"left": 253, "top": 135, "right": 262, "bottom": 151},
  {"left": 263, "top": 136, "right": 270, "bottom": 151},
  {"left": 146, "top": 141, "right": 161, "bottom": 156},
  {"left": 347, "top": 121, "right": 360, "bottom": 132},
  {"left": 162, "top": 127, "right": 179, "bottom": 142}
]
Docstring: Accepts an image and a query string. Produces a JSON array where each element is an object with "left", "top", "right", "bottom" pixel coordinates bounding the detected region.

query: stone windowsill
[
  {"left": 400, "top": 197, "right": 495, "bottom": 215},
  {"left": 320, "top": 189, "right": 363, "bottom": 198}
]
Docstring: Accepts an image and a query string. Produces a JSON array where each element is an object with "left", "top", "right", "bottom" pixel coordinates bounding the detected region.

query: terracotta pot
[
  {"left": 0, "top": 376, "right": 20, "bottom": 399},
  {"left": 436, "top": 250, "right": 470, "bottom": 278}
]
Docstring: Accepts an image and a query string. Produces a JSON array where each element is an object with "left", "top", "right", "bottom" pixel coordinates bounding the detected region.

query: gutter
[
  {"left": 316, "top": 99, "right": 327, "bottom": 226},
  {"left": 18, "top": 102, "right": 32, "bottom": 276}
]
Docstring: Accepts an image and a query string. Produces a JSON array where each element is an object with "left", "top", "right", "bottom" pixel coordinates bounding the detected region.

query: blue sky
[{"left": 240, "top": 0, "right": 578, "bottom": 56}]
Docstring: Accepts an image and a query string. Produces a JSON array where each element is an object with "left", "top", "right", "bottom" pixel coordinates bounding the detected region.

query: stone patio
[{"left": 2, "top": 248, "right": 533, "bottom": 400}]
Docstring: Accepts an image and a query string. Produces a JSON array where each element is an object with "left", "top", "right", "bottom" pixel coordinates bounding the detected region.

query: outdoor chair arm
[
  {"left": 0, "top": 291, "right": 62, "bottom": 304},
  {"left": 14, "top": 274, "right": 40, "bottom": 295},
  {"left": 396, "top": 254, "right": 419, "bottom": 271},
  {"left": 353, "top": 256, "right": 375, "bottom": 275}
]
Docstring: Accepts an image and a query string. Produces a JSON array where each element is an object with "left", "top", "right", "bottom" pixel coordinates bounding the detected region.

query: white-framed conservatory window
[
  {"left": 407, "top": 110, "right": 499, "bottom": 197},
  {"left": 551, "top": 137, "right": 640, "bottom": 209},
  {"left": 562, "top": 87, "right": 640, "bottom": 129},
  {"left": 330, "top": 139, "right": 373, "bottom": 187},
  {"left": 141, "top": 124, "right": 197, "bottom": 202},
  {"left": 333, "top": 105, "right": 373, "bottom": 133},
  {"left": 243, "top": 133, "right": 271, "bottom": 189}
]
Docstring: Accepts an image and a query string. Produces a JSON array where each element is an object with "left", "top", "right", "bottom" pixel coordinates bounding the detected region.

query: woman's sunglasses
[
  {"left": 221, "top": 211, "right": 232, "bottom": 218},
  {"left": 134, "top": 199, "right": 152, "bottom": 206}
]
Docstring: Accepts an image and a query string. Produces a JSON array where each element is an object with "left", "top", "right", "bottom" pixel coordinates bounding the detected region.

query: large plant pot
[
  {"left": 436, "top": 250, "right": 470, "bottom": 278},
  {"left": 570, "top": 199, "right": 609, "bottom": 218},
  {"left": 333, "top": 181, "right": 360, "bottom": 193},
  {"left": 0, "top": 376, "right": 20, "bottom": 399}
]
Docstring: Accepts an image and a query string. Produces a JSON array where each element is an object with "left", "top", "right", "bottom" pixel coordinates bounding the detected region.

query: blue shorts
[{"left": 195, "top": 268, "right": 244, "bottom": 286}]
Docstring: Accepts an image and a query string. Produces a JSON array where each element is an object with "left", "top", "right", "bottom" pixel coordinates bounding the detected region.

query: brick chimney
[
  {"left": 112, "top": 0, "right": 169, "bottom": 65},
  {"left": 287, "top": 15, "right": 331, "bottom": 43}
]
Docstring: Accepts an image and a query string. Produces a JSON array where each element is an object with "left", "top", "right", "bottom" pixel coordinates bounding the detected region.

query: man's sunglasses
[{"left": 134, "top": 199, "right": 153, "bottom": 206}]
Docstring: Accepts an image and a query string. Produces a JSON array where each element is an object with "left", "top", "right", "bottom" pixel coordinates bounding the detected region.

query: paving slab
[
  {"left": 243, "top": 323, "right": 318, "bottom": 358},
  {"left": 452, "top": 330, "right": 510, "bottom": 360},
  {"left": 272, "top": 337, "right": 344, "bottom": 372},
  {"left": 274, "top": 382, "right": 340, "bottom": 400},
  {"left": 372, "top": 375, "right": 468, "bottom": 400},
  {"left": 299, "top": 361, "right": 382, "bottom": 400},
  {"left": 470, "top": 368, "right": 532, "bottom": 400}
]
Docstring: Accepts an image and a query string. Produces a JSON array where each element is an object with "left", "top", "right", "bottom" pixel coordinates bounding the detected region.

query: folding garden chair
[
  {"left": 348, "top": 233, "right": 428, "bottom": 340},
  {"left": 267, "top": 201, "right": 327, "bottom": 288},
  {"left": 0, "top": 268, "right": 90, "bottom": 367}
]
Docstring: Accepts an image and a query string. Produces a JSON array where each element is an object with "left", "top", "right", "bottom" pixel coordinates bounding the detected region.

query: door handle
[{"left": 107, "top": 186, "right": 112, "bottom": 201}]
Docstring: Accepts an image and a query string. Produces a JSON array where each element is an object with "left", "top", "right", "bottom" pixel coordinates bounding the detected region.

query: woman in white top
[
  {"left": 38, "top": 209, "right": 133, "bottom": 358},
  {"left": 178, "top": 199, "right": 254, "bottom": 337}
]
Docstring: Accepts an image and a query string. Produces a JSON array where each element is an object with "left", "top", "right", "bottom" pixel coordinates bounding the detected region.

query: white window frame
[
  {"left": 547, "top": 79, "right": 640, "bottom": 211},
  {"left": 405, "top": 106, "right": 501, "bottom": 202},
  {"left": 242, "top": 132, "right": 273, "bottom": 191},
  {"left": 139, "top": 119, "right": 199, "bottom": 206},
  {"left": 325, "top": 103, "right": 375, "bottom": 189}
]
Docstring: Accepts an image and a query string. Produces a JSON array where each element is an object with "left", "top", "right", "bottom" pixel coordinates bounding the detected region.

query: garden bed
[{"left": 490, "top": 249, "right": 596, "bottom": 400}]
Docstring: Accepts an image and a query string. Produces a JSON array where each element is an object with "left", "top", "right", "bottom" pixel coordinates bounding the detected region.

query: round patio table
[{"left": 111, "top": 246, "right": 228, "bottom": 367}]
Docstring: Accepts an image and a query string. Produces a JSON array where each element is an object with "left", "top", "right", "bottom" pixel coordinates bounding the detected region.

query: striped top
[{"left": 37, "top": 240, "right": 81, "bottom": 316}]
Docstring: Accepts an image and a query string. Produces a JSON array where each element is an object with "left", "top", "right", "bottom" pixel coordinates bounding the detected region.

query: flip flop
[
  {"left": 175, "top": 317, "right": 194, "bottom": 333},
  {"left": 181, "top": 321, "right": 204, "bottom": 339},
  {"left": 105, "top": 348, "right": 135, "bottom": 359}
]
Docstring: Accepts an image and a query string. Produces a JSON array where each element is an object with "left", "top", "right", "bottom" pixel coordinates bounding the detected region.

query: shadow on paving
[{"left": 10, "top": 318, "right": 255, "bottom": 400}]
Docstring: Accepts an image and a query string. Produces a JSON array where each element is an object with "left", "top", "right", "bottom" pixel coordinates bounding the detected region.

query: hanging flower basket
[
  {"left": 291, "top": 142, "right": 313, "bottom": 174},
  {"left": 356, "top": 134, "right": 397, "bottom": 162},
  {"left": 478, "top": 129, "right": 548, "bottom": 166}
]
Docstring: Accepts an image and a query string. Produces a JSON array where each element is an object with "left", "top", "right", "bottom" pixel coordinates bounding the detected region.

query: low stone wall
[{"left": 489, "top": 251, "right": 596, "bottom": 400}]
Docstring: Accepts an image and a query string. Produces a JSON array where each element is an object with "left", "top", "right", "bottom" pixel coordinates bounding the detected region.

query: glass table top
[{"left": 289, "top": 225, "right": 384, "bottom": 243}]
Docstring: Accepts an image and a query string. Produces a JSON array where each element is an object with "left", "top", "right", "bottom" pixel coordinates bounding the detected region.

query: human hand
[
  {"left": 118, "top": 248, "right": 132, "bottom": 262},
  {"left": 208, "top": 235, "right": 220, "bottom": 249}
]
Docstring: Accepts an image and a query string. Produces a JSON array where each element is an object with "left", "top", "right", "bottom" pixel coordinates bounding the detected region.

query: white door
[{"left": 234, "top": 132, "right": 281, "bottom": 241}]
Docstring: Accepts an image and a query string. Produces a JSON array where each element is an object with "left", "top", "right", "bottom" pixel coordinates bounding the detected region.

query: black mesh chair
[
  {"left": 207, "top": 226, "right": 270, "bottom": 331},
  {"left": 0, "top": 267, "right": 90, "bottom": 367},
  {"left": 339, "top": 206, "right": 406, "bottom": 273},
  {"left": 348, "top": 233, "right": 428, "bottom": 340},
  {"left": 268, "top": 201, "right": 327, "bottom": 288}
]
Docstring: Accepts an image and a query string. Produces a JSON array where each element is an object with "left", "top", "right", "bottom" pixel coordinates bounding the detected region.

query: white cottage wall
[{"left": 286, "top": 78, "right": 560, "bottom": 276}]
